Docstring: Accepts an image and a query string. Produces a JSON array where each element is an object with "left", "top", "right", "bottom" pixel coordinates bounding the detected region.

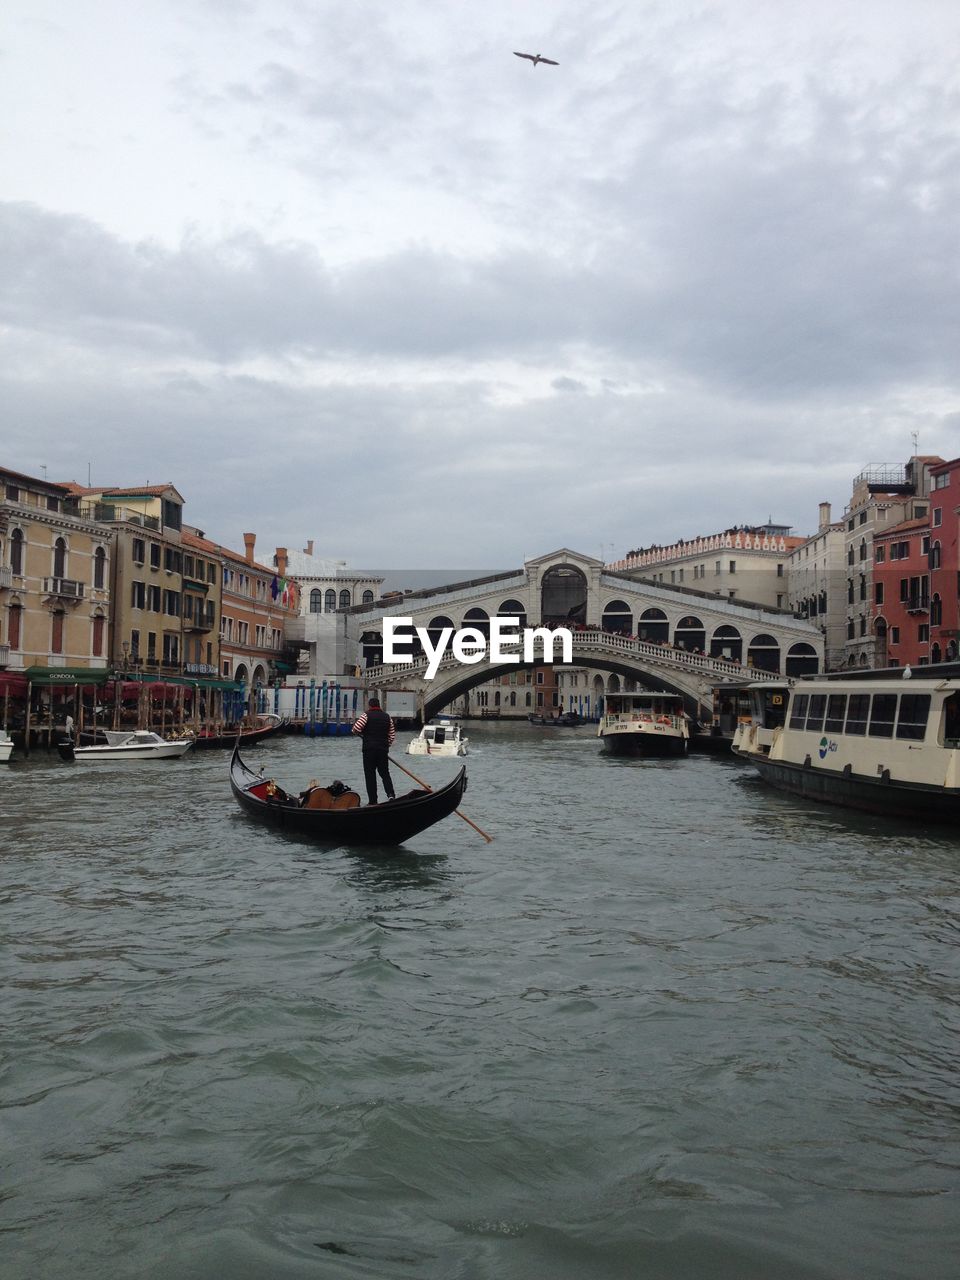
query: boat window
[
  {"left": 944, "top": 694, "right": 960, "bottom": 746},
  {"left": 805, "top": 694, "right": 827, "bottom": 733},
  {"left": 788, "top": 693, "right": 809, "bottom": 729},
  {"left": 824, "top": 694, "right": 847, "bottom": 734},
  {"left": 435, "top": 728, "right": 446, "bottom": 744},
  {"left": 868, "top": 694, "right": 897, "bottom": 738},
  {"left": 896, "top": 694, "right": 930, "bottom": 741},
  {"left": 845, "top": 694, "right": 870, "bottom": 735}
]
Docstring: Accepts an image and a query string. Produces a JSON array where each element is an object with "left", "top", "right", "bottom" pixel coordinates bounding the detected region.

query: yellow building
[{"left": 1, "top": 466, "right": 112, "bottom": 675}]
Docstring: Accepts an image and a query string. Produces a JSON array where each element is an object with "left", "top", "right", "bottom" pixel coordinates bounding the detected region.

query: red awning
[{"left": 0, "top": 672, "right": 29, "bottom": 697}]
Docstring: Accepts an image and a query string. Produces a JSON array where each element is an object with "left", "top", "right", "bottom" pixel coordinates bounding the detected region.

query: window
[
  {"left": 164, "top": 548, "right": 182, "bottom": 573},
  {"left": 777, "top": 563, "right": 784, "bottom": 577},
  {"left": 859, "top": 540, "right": 867, "bottom": 561},
  {"left": 51, "top": 609, "right": 65, "bottom": 654},
  {"left": 896, "top": 694, "right": 930, "bottom": 741},
  {"left": 131, "top": 629, "right": 140, "bottom": 657},
  {"left": 847, "top": 618, "right": 855, "bottom": 639},
  {"left": 362, "top": 590, "right": 375, "bottom": 604},
  {"left": 162, "top": 499, "right": 182, "bottom": 531},
  {"left": 339, "top": 589, "right": 351, "bottom": 609},
  {"left": 868, "top": 694, "right": 897, "bottom": 738},
  {"left": 931, "top": 595, "right": 942, "bottom": 626},
  {"left": 92, "top": 614, "right": 105, "bottom": 657},
  {"left": 805, "top": 694, "right": 827, "bottom": 733},
  {"left": 859, "top": 511, "right": 867, "bottom": 525},
  {"left": 934, "top": 472, "right": 949, "bottom": 489},
  {"left": 162, "top": 633, "right": 179, "bottom": 663},
  {"left": 163, "top": 590, "right": 180, "bottom": 616},
  {"left": 132, "top": 538, "right": 145, "bottom": 564},
  {"left": 919, "top": 624, "right": 929, "bottom": 642},
  {"left": 859, "top": 575, "right": 866, "bottom": 601},
  {"left": 94, "top": 546, "right": 106, "bottom": 589},
  {"left": 324, "top": 589, "right": 336, "bottom": 612},
  {"left": 729, "top": 560, "right": 736, "bottom": 574},
  {"left": 5, "top": 484, "right": 18, "bottom": 501},
  {"left": 53, "top": 537, "right": 67, "bottom": 578},
  {"left": 845, "top": 694, "right": 869, "bottom": 735},
  {"left": 874, "top": 545, "right": 885, "bottom": 564},
  {"left": 930, "top": 542, "right": 941, "bottom": 570},
  {"left": 148, "top": 584, "right": 161, "bottom": 611},
  {"left": 8, "top": 603, "right": 21, "bottom": 649},
  {"left": 131, "top": 580, "right": 146, "bottom": 609},
  {"left": 310, "top": 588, "right": 322, "bottom": 613},
  {"left": 875, "top": 582, "right": 884, "bottom": 605},
  {"left": 10, "top": 528, "right": 24, "bottom": 575},
  {"left": 847, "top": 547, "right": 855, "bottom": 565},
  {"left": 150, "top": 543, "right": 161, "bottom": 569},
  {"left": 715, "top": 561, "right": 721, "bottom": 575},
  {"left": 147, "top": 632, "right": 157, "bottom": 660},
  {"left": 891, "top": 627, "right": 900, "bottom": 644},
  {"left": 825, "top": 695, "right": 847, "bottom": 733},
  {"left": 933, "top": 508, "right": 942, "bottom": 527},
  {"left": 789, "top": 693, "right": 809, "bottom": 729},
  {"left": 860, "top": 617, "right": 867, "bottom": 636}
]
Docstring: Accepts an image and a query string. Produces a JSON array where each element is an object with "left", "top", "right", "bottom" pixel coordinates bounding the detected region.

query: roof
[
  {"left": 874, "top": 517, "right": 929, "bottom": 539},
  {"left": 56, "top": 482, "right": 185, "bottom": 503}
]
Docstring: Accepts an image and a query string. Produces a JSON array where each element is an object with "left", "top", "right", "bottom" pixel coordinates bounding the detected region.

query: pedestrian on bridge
[{"left": 351, "top": 696, "right": 397, "bottom": 805}]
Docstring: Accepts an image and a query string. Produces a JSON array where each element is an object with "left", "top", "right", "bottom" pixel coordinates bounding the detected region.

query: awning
[
  {"left": 0, "top": 672, "right": 29, "bottom": 696},
  {"left": 25, "top": 666, "right": 111, "bottom": 685}
]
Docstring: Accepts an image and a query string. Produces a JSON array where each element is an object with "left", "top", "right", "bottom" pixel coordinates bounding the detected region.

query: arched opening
[
  {"left": 94, "top": 546, "right": 106, "bottom": 590},
  {"left": 498, "top": 599, "right": 528, "bottom": 630},
  {"left": 931, "top": 642, "right": 942, "bottom": 664},
  {"left": 602, "top": 599, "right": 633, "bottom": 636},
  {"left": 540, "top": 564, "right": 587, "bottom": 625},
  {"left": 324, "top": 589, "right": 337, "bottom": 613},
  {"left": 785, "top": 642, "right": 819, "bottom": 676},
  {"left": 339, "top": 589, "right": 351, "bottom": 609},
  {"left": 711, "top": 624, "right": 742, "bottom": 662},
  {"left": 92, "top": 613, "right": 105, "bottom": 657},
  {"left": 607, "top": 674, "right": 621, "bottom": 693},
  {"left": 309, "top": 588, "right": 322, "bottom": 613},
  {"left": 638, "top": 608, "right": 668, "bottom": 644},
  {"left": 930, "top": 594, "right": 942, "bottom": 627},
  {"left": 10, "top": 528, "right": 24, "bottom": 576},
  {"left": 674, "top": 615, "right": 705, "bottom": 652},
  {"left": 426, "top": 615, "right": 455, "bottom": 651},
  {"left": 362, "top": 589, "right": 375, "bottom": 605},
  {"left": 463, "top": 607, "right": 490, "bottom": 641},
  {"left": 234, "top": 663, "right": 249, "bottom": 685},
  {"left": 747, "top": 633, "right": 780, "bottom": 672},
  {"left": 360, "top": 631, "right": 383, "bottom": 667},
  {"left": 8, "top": 602, "right": 23, "bottom": 649}
]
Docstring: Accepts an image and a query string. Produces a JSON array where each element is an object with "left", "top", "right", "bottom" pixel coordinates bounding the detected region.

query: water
[{"left": 2, "top": 724, "right": 958, "bottom": 1279}]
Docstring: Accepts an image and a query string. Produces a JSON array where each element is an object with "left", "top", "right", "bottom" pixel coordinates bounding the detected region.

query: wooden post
[{"left": 24, "top": 681, "right": 32, "bottom": 756}]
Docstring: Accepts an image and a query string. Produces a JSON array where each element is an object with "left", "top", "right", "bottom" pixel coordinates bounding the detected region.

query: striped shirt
[{"left": 352, "top": 709, "right": 397, "bottom": 747}]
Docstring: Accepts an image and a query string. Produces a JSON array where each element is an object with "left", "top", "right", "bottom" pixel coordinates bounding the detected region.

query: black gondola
[
  {"left": 229, "top": 742, "right": 468, "bottom": 845},
  {"left": 194, "top": 714, "right": 287, "bottom": 749}
]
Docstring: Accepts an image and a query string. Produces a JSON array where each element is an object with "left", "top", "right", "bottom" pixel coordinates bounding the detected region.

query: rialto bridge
[{"left": 298, "top": 549, "right": 823, "bottom": 722}]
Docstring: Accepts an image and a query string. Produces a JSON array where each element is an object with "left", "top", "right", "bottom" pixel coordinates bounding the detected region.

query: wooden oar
[{"left": 389, "top": 755, "right": 493, "bottom": 843}]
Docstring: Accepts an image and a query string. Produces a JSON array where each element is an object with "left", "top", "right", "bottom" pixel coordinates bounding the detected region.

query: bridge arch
[
  {"left": 674, "top": 615, "right": 705, "bottom": 651},
  {"left": 638, "top": 608, "right": 668, "bottom": 643},
  {"left": 497, "top": 599, "right": 528, "bottom": 628},
  {"left": 710, "top": 624, "right": 742, "bottom": 662},
  {"left": 463, "top": 606, "right": 490, "bottom": 639},
  {"left": 747, "top": 633, "right": 780, "bottom": 672},
  {"left": 785, "top": 642, "right": 818, "bottom": 676},
  {"left": 602, "top": 599, "right": 633, "bottom": 635}
]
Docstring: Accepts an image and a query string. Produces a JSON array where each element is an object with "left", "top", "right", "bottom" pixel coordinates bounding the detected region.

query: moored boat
[
  {"left": 57, "top": 729, "right": 195, "bottom": 762},
  {"left": 598, "top": 691, "right": 689, "bottom": 756},
  {"left": 191, "top": 712, "right": 285, "bottom": 750},
  {"left": 0, "top": 730, "right": 14, "bottom": 763},
  {"left": 407, "top": 718, "right": 469, "bottom": 757},
  {"left": 732, "top": 670, "right": 960, "bottom": 821},
  {"left": 229, "top": 743, "right": 469, "bottom": 846}
]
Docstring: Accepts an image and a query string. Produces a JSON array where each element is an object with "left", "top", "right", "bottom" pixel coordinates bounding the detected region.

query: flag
[{"left": 270, "top": 575, "right": 279, "bottom": 600}]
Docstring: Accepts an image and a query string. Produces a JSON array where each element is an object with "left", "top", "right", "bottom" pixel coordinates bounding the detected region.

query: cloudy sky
[{"left": 2, "top": 0, "right": 957, "bottom": 567}]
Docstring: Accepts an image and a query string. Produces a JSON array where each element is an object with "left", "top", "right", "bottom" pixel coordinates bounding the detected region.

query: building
[
  {"left": 872, "top": 518, "right": 930, "bottom": 667},
  {"left": 1, "top": 466, "right": 112, "bottom": 676},
  {"left": 217, "top": 533, "right": 301, "bottom": 691},
  {"left": 841, "top": 457, "right": 942, "bottom": 667},
  {"left": 787, "top": 502, "right": 847, "bottom": 670},
  {"left": 612, "top": 524, "right": 803, "bottom": 612},
  {"left": 928, "top": 457, "right": 960, "bottom": 664}
]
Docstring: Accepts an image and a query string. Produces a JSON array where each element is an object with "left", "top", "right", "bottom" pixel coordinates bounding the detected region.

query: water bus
[{"left": 598, "top": 691, "right": 689, "bottom": 756}]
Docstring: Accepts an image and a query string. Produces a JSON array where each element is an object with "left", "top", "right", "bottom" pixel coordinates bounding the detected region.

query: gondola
[
  {"left": 229, "top": 741, "right": 468, "bottom": 845},
  {"left": 193, "top": 714, "right": 286, "bottom": 750}
]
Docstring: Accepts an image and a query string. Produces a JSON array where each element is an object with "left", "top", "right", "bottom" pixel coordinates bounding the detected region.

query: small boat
[
  {"left": 528, "top": 711, "right": 582, "bottom": 727},
  {"left": 598, "top": 691, "right": 689, "bottom": 756},
  {"left": 732, "top": 670, "right": 960, "bottom": 821},
  {"left": 191, "top": 712, "right": 285, "bottom": 750},
  {"left": 230, "top": 742, "right": 468, "bottom": 846},
  {"left": 0, "top": 730, "right": 14, "bottom": 763},
  {"left": 57, "top": 729, "right": 195, "bottom": 762},
  {"left": 407, "top": 718, "right": 468, "bottom": 757}
]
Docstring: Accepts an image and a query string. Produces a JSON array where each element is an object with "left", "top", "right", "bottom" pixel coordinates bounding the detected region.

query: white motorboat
[
  {"left": 407, "top": 718, "right": 469, "bottom": 757},
  {"left": 732, "top": 670, "right": 960, "bottom": 821},
  {"left": 598, "top": 691, "right": 689, "bottom": 756},
  {"left": 57, "top": 729, "right": 195, "bottom": 762},
  {"left": 0, "top": 730, "right": 14, "bottom": 763}
]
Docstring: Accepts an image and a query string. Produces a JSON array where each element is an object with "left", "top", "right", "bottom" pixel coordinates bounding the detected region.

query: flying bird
[{"left": 513, "top": 51, "right": 559, "bottom": 67}]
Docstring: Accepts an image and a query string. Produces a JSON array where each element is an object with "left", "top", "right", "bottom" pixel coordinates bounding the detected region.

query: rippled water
[{"left": 2, "top": 723, "right": 958, "bottom": 1279}]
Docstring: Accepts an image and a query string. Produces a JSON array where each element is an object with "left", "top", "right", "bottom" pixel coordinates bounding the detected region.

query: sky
[{"left": 2, "top": 0, "right": 958, "bottom": 568}]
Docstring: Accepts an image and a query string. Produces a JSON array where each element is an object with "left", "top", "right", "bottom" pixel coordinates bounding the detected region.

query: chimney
[
  {"left": 304, "top": 539, "right": 314, "bottom": 556},
  {"left": 243, "top": 532, "right": 255, "bottom": 564},
  {"left": 818, "top": 502, "right": 831, "bottom": 531},
  {"left": 276, "top": 547, "right": 288, "bottom": 577}
]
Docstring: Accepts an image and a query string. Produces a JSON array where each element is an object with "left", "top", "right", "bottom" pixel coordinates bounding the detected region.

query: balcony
[
  {"left": 0, "top": 565, "right": 11, "bottom": 589},
  {"left": 905, "top": 597, "right": 929, "bottom": 615},
  {"left": 0, "top": 643, "right": 9, "bottom": 667},
  {"left": 183, "top": 607, "right": 215, "bottom": 633},
  {"left": 43, "top": 577, "right": 85, "bottom": 600}
]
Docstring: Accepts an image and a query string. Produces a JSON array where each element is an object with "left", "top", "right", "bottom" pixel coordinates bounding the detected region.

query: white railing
[
  {"left": 43, "top": 577, "right": 85, "bottom": 599},
  {"left": 363, "top": 630, "right": 785, "bottom": 686},
  {"left": 0, "top": 565, "right": 11, "bottom": 589},
  {"left": 0, "top": 643, "right": 9, "bottom": 666}
]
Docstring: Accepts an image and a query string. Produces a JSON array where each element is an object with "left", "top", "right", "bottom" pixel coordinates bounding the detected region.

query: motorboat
[
  {"left": 0, "top": 730, "right": 14, "bottom": 763},
  {"left": 732, "top": 669, "right": 960, "bottom": 821},
  {"left": 598, "top": 691, "right": 689, "bottom": 756},
  {"left": 407, "top": 718, "right": 468, "bottom": 757},
  {"left": 230, "top": 742, "right": 469, "bottom": 846},
  {"left": 57, "top": 729, "right": 195, "bottom": 762}
]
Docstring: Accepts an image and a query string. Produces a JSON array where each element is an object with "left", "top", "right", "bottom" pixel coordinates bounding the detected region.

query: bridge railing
[{"left": 362, "top": 629, "right": 784, "bottom": 685}]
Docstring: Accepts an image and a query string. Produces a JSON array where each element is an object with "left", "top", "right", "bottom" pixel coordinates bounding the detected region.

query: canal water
[{"left": 2, "top": 723, "right": 958, "bottom": 1279}]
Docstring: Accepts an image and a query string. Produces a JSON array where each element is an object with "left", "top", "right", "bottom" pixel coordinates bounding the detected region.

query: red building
[
  {"left": 872, "top": 518, "right": 930, "bottom": 667},
  {"left": 929, "top": 456, "right": 960, "bottom": 664}
]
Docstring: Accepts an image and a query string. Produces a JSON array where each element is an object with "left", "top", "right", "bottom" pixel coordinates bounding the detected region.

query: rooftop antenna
[
  {"left": 41, "top": 464, "right": 47, "bottom": 481},
  {"left": 911, "top": 430, "right": 919, "bottom": 456},
  {"left": 87, "top": 462, "right": 92, "bottom": 487}
]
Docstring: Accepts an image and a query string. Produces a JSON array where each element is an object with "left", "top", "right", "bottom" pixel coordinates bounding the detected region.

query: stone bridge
[{"left": 363, "top": 628, "right": 787, "bottom": 722}]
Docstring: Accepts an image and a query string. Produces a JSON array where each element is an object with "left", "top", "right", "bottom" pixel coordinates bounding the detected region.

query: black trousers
[{"left": 362, "top": 748, "right": 395, "bottom": 803}]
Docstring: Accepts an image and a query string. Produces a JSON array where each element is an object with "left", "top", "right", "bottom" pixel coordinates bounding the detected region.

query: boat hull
[
  {"left": 230, "top": 744, "right": 468, "bottom": 846},
  {"left": 61, "top": 740, "right": 194, "bottom": 761},
  {"left": 600, "top": 730, "right": 687, "bottom": 757},
  {"left": 746, "top": 753, "right": 960, "bottom": 823}
]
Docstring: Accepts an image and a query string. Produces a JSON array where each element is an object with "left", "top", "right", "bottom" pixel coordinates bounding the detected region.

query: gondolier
[{"left": 352, "top": 696, "right": 397, "bottom": 805}]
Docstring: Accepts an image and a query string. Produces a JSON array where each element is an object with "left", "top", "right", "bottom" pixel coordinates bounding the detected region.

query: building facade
[
  {"left": 217, "top": 533, "right": 301, "bottom": 691},
  {"left": 928, "top": 457, "right": 960, "bottom": 665},
  {"left": 1, "top": 467, "right": 112, "bottom": 675},
  {"left": 872, "top": 518, "right": 930, "bottom": 667},
  {"left": 787, "top": 503, "right": 847, "bottom": 671}
]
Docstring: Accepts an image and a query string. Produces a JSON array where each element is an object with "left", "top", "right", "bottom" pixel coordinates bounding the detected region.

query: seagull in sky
[{"left": 513, "top": 51, "right": 559, "bottom": 67}]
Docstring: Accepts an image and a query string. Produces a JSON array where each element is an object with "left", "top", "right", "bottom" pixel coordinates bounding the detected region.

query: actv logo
[{"left": 382, "top": 617, "right": 573, "bottom": 680}]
